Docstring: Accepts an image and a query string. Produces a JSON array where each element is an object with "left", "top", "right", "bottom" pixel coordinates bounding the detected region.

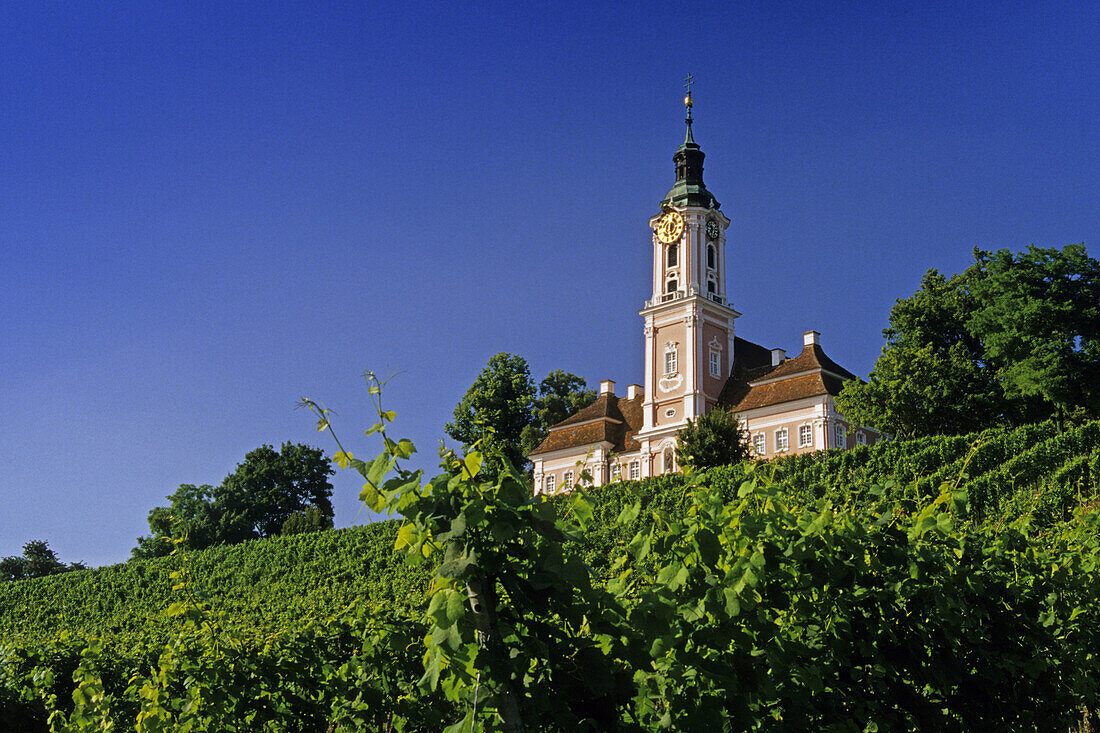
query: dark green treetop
[
  {"left": 837, "top": 243, "right": 1100, "bottom": 438},
  {"left": 132, "top": 442, "right": 335, "bottom": 558},
  {"left": 676, "top": 404, "right": 752, "bottom": 470},
  {"left": 446, "top": 354, "right": 595, "bottom": 475}
]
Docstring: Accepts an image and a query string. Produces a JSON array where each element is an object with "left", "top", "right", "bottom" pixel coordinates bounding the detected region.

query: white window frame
[
  {"left": 709, "top": 350, "right": 721, "bottom": 377},
  {"left": 545, "top": 473, "right": 555, "bottom": 494},
  {"left": 856, "top": 431, "right": 867, "bottom": 446},
  {"left": 835, "top": 424, "right": 847, "bottom": 449},
  {"left": 775, "top": 428, "right": 789, "bottom": 452},
  {"left": 798, "top": 424, "right": 813, "bottom": 448},
  {"left": 753, "top": 433, "right": 765, "bottom": 455},
  {"left": 611, "top": 462, "right": 622, "bottom": 481},
  {"left": 664, "top": 348, "right": 678, "bottom": 376},
  {"left": 563, "top": 470, "right": 574, "bottom": 490},
  {"left": 629, "top": 461, "right": 640, "bottom": 480}
]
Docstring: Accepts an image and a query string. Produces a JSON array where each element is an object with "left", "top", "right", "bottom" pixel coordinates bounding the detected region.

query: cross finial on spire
[{"left": 683, "top": 73, "right": 695, "bottom": 121}]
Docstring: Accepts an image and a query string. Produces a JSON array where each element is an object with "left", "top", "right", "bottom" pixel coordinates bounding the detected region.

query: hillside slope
[
  {"left": 2, "top": 420, "right": 1100, "bottom": 730},
  {"left": 3, "top": 420, "right": 1098, "bottom": 649}
]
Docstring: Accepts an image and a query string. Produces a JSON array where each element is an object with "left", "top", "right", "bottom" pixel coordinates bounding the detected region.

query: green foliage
[
  {"left": 0, "top": 522, "right": 432, "bottom": 656},
  {"left": 6, "top": 403, "right": 1100, "bottom": 728},
  {"left": 970, "top": 243, "right": 1100, "bottom": 422},
  {"left": 280, "top": 505, "right": 333, "bottom": 535},
  {"left": 133, "top": 484, "right": 219, "bottom": 559},
  {"left": 0, "top": 540, "right": 81, "bottom": 583},
  {"left": 675, "top": 404, "right": 751, "bottom": 469},
  {"left": 519, "top": 369, "right": 597, "bottom": 457},
  {"left": 446, "top": 354, "right": 595, "bottom": 475},
  {"left": 445, "top": 353, "right": 537, "bottom": 476},
  {"left": 839, "top": 244, "right": 1100, "bottom": 437},
  {"left": 132, "top": 443, "right": 335, "bottom": 558},
  {"left": 836, "top": 266, "right": 1006, "bottom": 437}
]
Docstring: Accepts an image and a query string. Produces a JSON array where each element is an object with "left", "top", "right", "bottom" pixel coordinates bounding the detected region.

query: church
[{"left": 529, "top": 88, "right": 880, "bottom": 494}]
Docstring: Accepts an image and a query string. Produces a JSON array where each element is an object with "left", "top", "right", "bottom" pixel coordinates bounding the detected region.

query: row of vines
[{"left": 3, "top": 415, "right": 1100, "bottom": 730}]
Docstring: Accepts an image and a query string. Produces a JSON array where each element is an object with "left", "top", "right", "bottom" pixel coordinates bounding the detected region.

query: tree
[
  {"left": 446, "top": 354, "right": 596, "bottom": 475},
  {"left": 132, "top": 443, "right": 335, "bottom": 558},
  {"left": 836, "top": 267, "right": 1006, "bottom": 438},
  {"left": 216, "top": 443, "right": 336, "bottom": 541},
  {"left": 0, "top": 540, "right": 83, "bottom": 582},
  {"left": 969, "top": 244, "right": 1100, "bottom": 426},
  {"left": 280, "top": 505, "right": 334, "bottom": 536},
  {"left": 132, "top": 484, "right": 220, "bottom": 558},
  {"left": 519, "top": 370, "right": 597, "bottom": 457},
  {"left": 837, "top": 244, "right": 1100, "bottom": 438},
  {"left": 446, "top": 353, "right": 537, "bottom": 476},
  {"left": 676, "top": 405, "right": 752, "bottom": 469}
]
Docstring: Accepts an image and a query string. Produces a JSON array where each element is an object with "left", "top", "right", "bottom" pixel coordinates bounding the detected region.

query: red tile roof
[
  {"left": 529, "top": 392, "right": 645, "bottom": 456},
  {"left": 723, "top": 341, "right": 855, "bottom": 412},
  {"left": 735, "top": 371, "right": 847, "bottom": 411},
  {"left": 762, "top": 343, "right": 855, "bottom": 381}
]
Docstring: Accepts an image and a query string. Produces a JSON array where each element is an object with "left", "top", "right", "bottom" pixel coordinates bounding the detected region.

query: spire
[
  {"left": 683, "top": 73, "right": 696, "bottom": 146},
  {"left": 661, "top": 75, "right": 719, "bottom": 210}
]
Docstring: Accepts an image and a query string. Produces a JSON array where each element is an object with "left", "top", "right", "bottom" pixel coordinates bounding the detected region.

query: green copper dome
[{"left": 660, "top": 99, "right": 720, "bottom": 210}]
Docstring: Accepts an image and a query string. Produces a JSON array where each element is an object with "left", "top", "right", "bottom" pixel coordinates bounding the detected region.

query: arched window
[
  {"left": 666, "top": 278, "right": 678, "bottom": 294},
  {"left": 707, "top": 245, "right": 716, "bottom": 269},
  {"left": 667, "top": 243, "right": 678, "bottom": 268}
]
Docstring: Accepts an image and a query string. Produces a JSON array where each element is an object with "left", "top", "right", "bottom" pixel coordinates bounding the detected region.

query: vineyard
[{"left": 3, "top": 418, "right": 1100, "bottom": 730}]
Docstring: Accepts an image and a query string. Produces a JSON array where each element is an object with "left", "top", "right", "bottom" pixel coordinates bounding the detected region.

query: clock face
[
  {"left": 706, "top": 220, "right": 720, "bottom": 240},
  {"left": 655, "top": 211, "right": 684, "bottom": 244}
]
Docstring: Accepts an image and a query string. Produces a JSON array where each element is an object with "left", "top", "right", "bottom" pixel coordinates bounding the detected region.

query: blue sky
[{"left": 1, "top": 1, "right": 1097, "bottom": 566}]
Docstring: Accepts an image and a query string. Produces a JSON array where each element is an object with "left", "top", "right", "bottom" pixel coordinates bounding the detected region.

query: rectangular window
[
  {"left": 835, "top": 424, "right": 847, "bottom": 449},
  {"left": 545, "top": 474, "right": 555, "bottom": 494},
  {"left": 664, "top": 349, "right": 677, "bottom": 376},
  {"left": 629, "top": 461, "right": 640, "bottom": 480},
  {"left": 709, "top": 350, "right": 720, "bottom": 377},
  {"left": 775, "top": 428, "right": 789, "bottom": 452},
  {"left": 753, "top": 433, "right": 765, "bottom": 455},
  {"left": 563, "top": 471, "right": 574, "bottom": 490},
  {"left": 611, "top": 463, "right": 622, "bottom": 481},
  {"left": 856, "top": 431, "right": 867, "bottom": 446},
  {"left": 799, "top": 424, "right": 812, "bottom": 448}
]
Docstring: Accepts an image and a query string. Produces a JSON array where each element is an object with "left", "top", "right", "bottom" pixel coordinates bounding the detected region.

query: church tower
[
  {"left": 528, "top": 80, "right": 878, "bottom": 492},
  {"left": 634, "top": 82, "right": 740, "bottom": 475}
]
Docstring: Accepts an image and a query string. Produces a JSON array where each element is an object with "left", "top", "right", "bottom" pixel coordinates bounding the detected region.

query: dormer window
[{"left": 667, "top": 243, "right": 678, "bottom": 268}]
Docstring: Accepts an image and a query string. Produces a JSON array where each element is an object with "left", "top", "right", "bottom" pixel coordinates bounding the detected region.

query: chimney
[
  {"left": 771, "top": 348, "right": 786, "bottom": 366},
  {"left": 599, "top": 379, "right": 616, "bottom": 396},
  {"left": 803, "top": 330, "right": 820, "bottom": 347},
  {"left": 627, "top": 384, "right": 642, "bottom": 399}
]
